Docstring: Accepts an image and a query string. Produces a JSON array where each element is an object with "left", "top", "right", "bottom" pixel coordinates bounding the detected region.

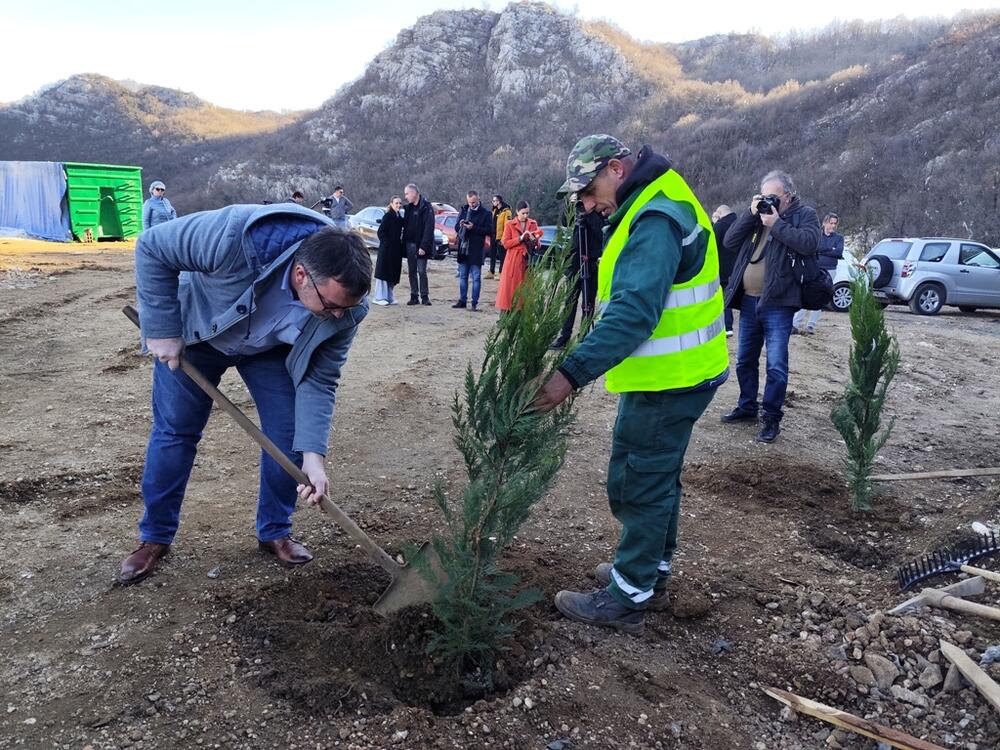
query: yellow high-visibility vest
[{"left": 597, "top": 170, "right": 729, "bottom": 393}]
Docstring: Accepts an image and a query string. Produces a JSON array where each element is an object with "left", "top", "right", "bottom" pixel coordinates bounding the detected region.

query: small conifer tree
[
  {"left": 831, "top": 272, "right": 900, "bottom": 511},
  {"left": 416, "top": 213, "right": 581, "bottom": 686}
]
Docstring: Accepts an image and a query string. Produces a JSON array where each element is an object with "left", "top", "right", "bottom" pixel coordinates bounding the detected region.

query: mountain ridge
[{"left": 2, "top": 4, "right": 998, "bottom": 244}]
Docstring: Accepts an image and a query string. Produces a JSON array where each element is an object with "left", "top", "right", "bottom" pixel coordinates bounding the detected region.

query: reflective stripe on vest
[
  {"left": 596, "top": 169, "right": 729, "bottom": 393},
  {"left": 596, "top": 277, "right": 720, "bottom": 317}
]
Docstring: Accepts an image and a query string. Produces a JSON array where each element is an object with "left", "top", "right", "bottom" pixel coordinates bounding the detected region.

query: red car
[
  {"left": 435, "top": 211, "right": 459, "bottom": 252},
  {"left": 431, "top": 202, "right": 457, "bottom": 215}
]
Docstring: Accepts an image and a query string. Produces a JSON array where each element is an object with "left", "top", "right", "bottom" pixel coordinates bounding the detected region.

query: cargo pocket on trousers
[{"left": 621, "top": 449, "right": 682, "bottom": 508}]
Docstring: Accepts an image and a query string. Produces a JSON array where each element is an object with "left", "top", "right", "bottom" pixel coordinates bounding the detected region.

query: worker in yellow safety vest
[{"left": 534, "top": 134, "right": 729, "bottom": 635}]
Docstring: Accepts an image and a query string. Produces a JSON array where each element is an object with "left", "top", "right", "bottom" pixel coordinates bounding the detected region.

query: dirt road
[{"left": 1, "top": 248, "right": 999, "bottom": 749}]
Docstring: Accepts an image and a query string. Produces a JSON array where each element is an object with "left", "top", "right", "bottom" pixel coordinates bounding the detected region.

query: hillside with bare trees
[{"left": 2, "top": 3, "right": 997, "bottom": 244}]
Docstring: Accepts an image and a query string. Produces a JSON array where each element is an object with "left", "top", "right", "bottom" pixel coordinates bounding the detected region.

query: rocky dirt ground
[{"left": 1, "top": 243, "right": 999, "bottom": 750}]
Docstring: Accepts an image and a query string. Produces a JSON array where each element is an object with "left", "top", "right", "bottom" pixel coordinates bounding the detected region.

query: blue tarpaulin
[{"left": 0, "top": 161, "right": 72, "bottom": 241}]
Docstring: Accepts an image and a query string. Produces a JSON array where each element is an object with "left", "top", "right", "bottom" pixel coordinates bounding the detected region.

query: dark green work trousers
[{"left": 605, "top": 387, "right": 716, "bottom": 609}]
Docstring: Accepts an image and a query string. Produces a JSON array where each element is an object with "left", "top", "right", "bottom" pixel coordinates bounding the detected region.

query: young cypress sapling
[
  {"left": 831, "top": 271, "right": 900, "bottom": 511},
  {"left": 414, "top": 209, "right": 584, "bottom": 686}
]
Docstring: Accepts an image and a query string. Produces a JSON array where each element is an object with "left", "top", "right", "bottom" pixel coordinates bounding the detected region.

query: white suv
[{"left": 863, "top": 238, "right": 1000, "bottom": 315}]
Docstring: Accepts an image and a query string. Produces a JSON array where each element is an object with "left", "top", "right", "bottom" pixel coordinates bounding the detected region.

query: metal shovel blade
[{"left": 374, "top": 542, "right": 445, "bottom": 616}]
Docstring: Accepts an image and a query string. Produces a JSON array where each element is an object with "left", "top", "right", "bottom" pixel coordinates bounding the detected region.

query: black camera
[{"left": 755, "top": 194, "right": 781, "bottom": 215}]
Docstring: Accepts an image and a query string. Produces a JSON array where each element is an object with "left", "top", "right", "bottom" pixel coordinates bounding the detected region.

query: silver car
[
  {"left": 348, "top": 206, "right": 386, "bottom": 248},
  {"left": 863, "top": 237, "right": 1000, "bottom": 315}
]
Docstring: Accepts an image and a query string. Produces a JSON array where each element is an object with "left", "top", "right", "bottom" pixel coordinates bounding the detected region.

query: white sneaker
[
  {"left": 726, "top": 330, "right": 734, "bottom": 338},
  {"left": 387, "top": 299, "right": 399, "bottom": 305},
  {"left": 373, "top": 299, "right": 389, "bottom": 306}
]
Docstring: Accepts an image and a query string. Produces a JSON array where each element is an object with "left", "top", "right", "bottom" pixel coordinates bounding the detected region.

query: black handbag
[{"left": 794, "top": 253, "right": 833, "bottom": 310}]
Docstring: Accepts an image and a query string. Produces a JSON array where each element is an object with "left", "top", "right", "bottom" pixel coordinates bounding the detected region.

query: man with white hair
[{"left": 720, "top": 170, "right": 821, "bottom": 443}]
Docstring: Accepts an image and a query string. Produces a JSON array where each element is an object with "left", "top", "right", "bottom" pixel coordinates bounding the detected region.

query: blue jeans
[
  {"left": 138, "top": 343, "right": 301, "bottom": 544},
  {"left": 735, "top": 296, "right": 794, "bottom": 421},
  {"left": 457, "top": 262, "right": 482, "bottom": 306}
]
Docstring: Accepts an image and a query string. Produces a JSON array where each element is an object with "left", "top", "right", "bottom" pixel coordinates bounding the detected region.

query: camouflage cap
[{"left": 556, "top": 134, "right": 632, "bottom": 198}]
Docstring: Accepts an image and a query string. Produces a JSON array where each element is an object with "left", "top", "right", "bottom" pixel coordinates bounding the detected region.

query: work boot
[
  {"left": 421, "top": 299, "right": 432, "bottom": 306},
  {"left": 119, "top": 542, "right": 170, "bottom": 585},
  {"left": 554, "top": 588, "right": 644, "bottom": 635},
  {"left": 594, "top": 563, "right": 670, "bottom": 611},
  {"left": 258, "top": 537, "right": 314, "bottom": 567},
  {"left": 407, "top": 298, "right": 420, "bottom": 306},
  {"left": 451, "top": 301, "right": 466, "bottom": 309},
  {"left": 720, "top": 407, "right": 757, "bottom": 423},
  {"left": 756, "top": 417, "right": 780, "bottom": 443}
]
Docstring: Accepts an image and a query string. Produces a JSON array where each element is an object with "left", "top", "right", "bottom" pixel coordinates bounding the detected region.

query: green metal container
[{"left": 63, "top": 162, "right": 143, "bottom": 240}]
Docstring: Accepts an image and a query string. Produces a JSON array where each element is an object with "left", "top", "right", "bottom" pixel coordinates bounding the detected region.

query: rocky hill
[
  {"left": 0, "top": 74, "right": 296, "bottom": 200},
  {"left": 2, "top": 4, "right": 998, "bottom": 244}
]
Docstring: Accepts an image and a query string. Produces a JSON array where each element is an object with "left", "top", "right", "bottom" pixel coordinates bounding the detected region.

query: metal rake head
[{"left": 897, "top": 531, "right": 1000, "bottom": 591}]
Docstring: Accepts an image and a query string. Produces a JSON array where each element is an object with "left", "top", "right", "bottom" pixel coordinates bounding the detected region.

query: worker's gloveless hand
[
  {"left": 147, "top": 336, "right": 185, "bottom": 371},
  {"left": 532, "top": 370, "right": 574, "bottom": 413},
  {"left": 297, "top": 452, "right": 329, "bottom": 507}
]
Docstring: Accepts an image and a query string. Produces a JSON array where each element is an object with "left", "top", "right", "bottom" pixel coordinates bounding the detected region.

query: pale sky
[{"left": 3, "top": 0, "right": 998, "bottom": 111}]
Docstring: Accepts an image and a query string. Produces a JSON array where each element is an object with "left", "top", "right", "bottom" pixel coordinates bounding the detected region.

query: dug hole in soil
[{"left": 1, "top": 252, "right": 1000, "bottom": 748}]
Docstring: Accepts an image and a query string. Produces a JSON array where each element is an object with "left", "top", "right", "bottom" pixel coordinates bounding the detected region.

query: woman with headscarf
[
  {"left": 495, "top": 200, "right": 543, "bottom": 312},
  {"left": 142, "top": 181, "right": 177, "bottom": 230},
  {"left": 373, "top": 196, "right": 405, "bottom": 305}
]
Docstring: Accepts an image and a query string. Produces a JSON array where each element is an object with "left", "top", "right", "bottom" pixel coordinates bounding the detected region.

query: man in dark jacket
[
  {"left": 792, "top": 212, "right": 844, "bottom": 334},
  {"left": 452, "top": 190, "right": 493, "bottom": 310},
  {"left": 402, "top": 183, "right": 435, "bottom": 306},
  {"left": 720, "top": 170, "right": 821, "bottom": 443},
  {"left": 711, "top": 205, "right": 738, "bottom": 336},
  {"left": 551, "top": 208, "right": 604, "bottom": 348}
]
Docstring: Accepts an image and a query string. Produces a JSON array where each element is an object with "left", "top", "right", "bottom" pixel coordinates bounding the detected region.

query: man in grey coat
[
  {"left": 120, "top": 203, "right": 371, "bottom": 584},
  {"left": 324, "top": 186, "right": 354, "bottom": 229}
]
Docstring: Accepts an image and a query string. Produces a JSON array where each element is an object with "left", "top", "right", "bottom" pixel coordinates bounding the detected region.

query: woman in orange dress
[{"left": 495, "top": 201, "right": 544, "bottom": 311}]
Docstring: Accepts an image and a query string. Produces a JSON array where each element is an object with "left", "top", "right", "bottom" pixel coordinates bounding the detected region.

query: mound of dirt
[{"left": 225, "top": 563, "right": 539, "bottom": 716}]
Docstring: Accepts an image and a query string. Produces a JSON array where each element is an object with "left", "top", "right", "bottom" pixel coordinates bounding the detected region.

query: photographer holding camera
[{"left": 720, "top": 170, "right": 821, "bottom": 443}]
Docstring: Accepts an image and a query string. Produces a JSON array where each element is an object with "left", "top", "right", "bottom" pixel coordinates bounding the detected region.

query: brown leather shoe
[
  {"left": 119, "top": 542, "right": 170, "bottom": 585},
  {"left": 258, "top": 537, "right": 313, "bottom": 567}
]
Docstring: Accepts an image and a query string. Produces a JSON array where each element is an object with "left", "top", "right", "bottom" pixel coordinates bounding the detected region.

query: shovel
[{"left": 123, "top": 305, "right": 442, "bottom": 615}]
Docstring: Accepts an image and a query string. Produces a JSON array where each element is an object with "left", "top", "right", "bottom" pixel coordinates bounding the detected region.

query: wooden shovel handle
[
  {"left": 961, "top": 565, "right": 1000, "bottom": 584},
  {"left": 123, "top": 305, "right": 401, "bottom": 575},
  {"left": 920, "top": 587, "right": 1000, "bottom": 622}
]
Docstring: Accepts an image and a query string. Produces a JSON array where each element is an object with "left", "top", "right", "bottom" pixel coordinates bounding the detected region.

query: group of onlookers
[{"left": 368, "top": 188, "right": 546, "bottom": 313}]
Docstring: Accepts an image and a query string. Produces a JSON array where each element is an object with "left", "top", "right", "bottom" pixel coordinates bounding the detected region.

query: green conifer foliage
[
  {"left": 831, "top": 273, "right": 900, "bottom": 511},
  {"left": 416, "top": 214, "right": 582, "bottom": 685}
]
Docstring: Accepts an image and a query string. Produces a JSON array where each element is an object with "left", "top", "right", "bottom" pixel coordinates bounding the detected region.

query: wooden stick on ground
[
  {"left": 919, "top": 588, "right": 1000, "bottom": 623},
  {"left": 960, "top": 565, "right": 1000, "bottom": 584},
  {"left": 939, "top": 641, "right": 1000, "bottom": 715},
  {"left": 870, "top": 467, "right": 1000, "bottom": 481},
  {"left": 763, "top": 688, "right": 946, "bottom": 750}
]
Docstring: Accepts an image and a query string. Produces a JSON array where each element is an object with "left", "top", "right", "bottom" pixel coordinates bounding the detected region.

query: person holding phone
[{"left": 495, "top": 200, "right": 543, "bottom": 312}]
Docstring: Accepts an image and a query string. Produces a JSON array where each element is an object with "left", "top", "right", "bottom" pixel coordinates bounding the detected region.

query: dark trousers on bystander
[
  {"left": 735, "top": 295, "right": 795, "bottom": 421},
  {"left": 406, "top": 243, "right": 429, "bottom": 302}
]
